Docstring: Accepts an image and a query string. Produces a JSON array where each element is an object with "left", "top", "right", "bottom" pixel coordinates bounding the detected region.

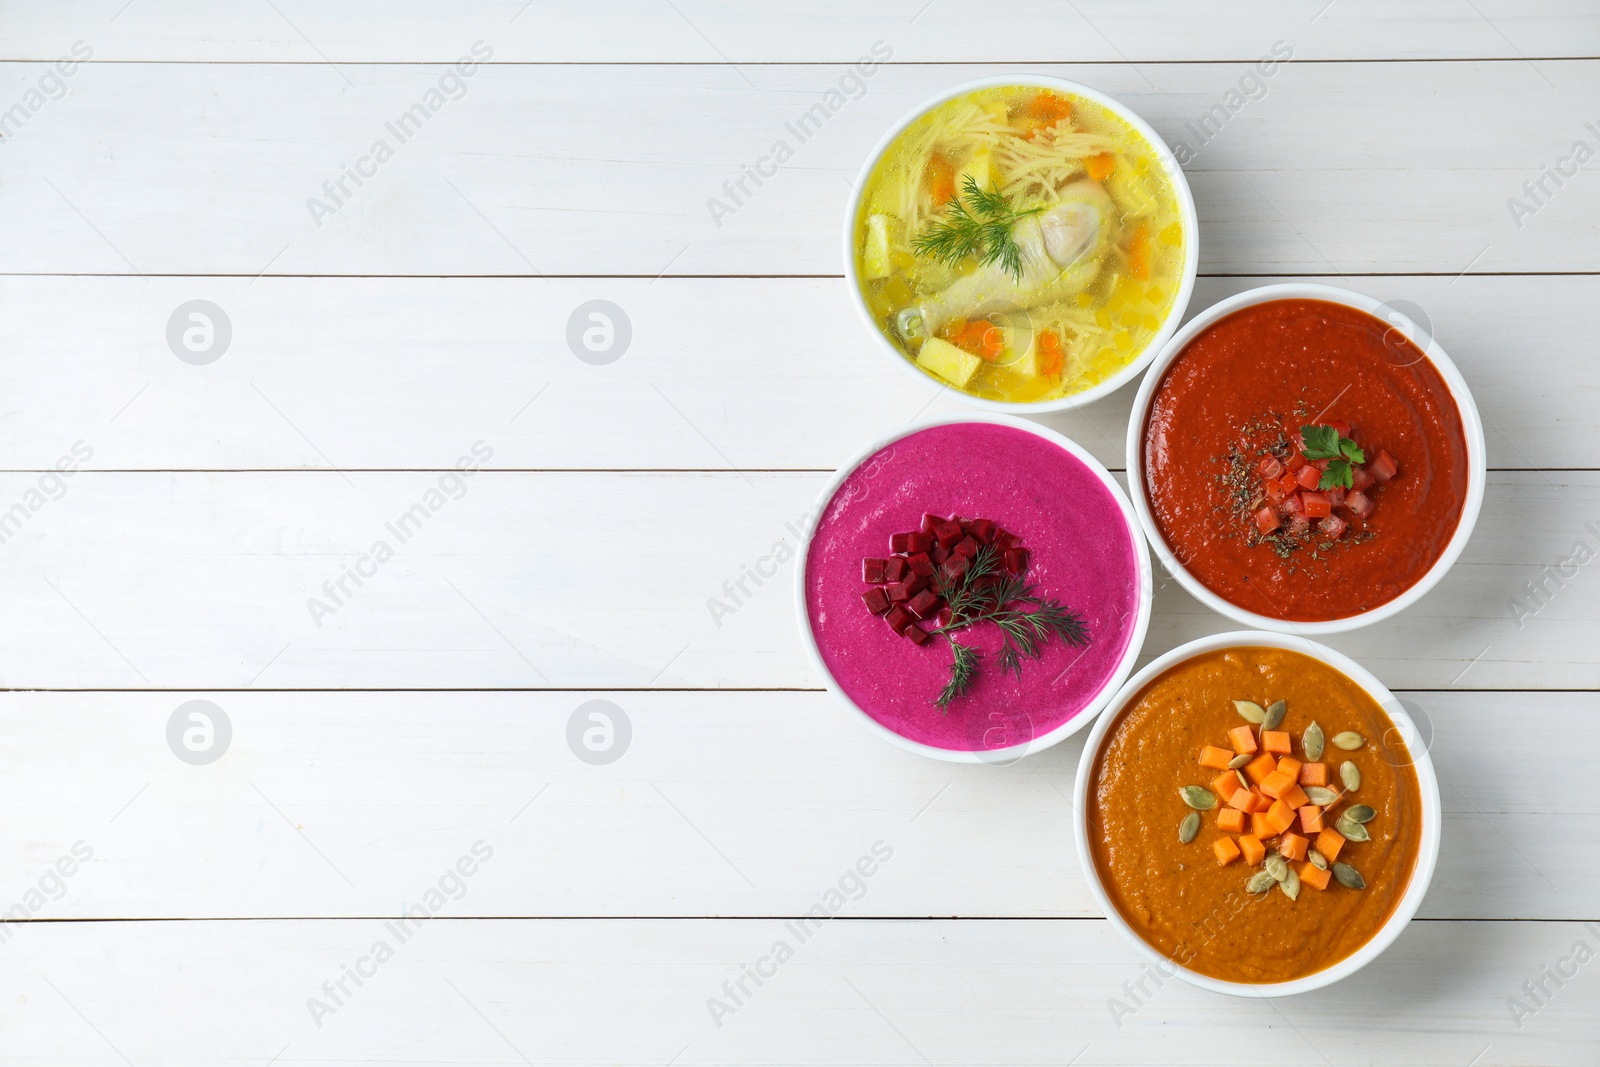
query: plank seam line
[
  {"left": 1, "top": 57, "right": 1596, "bottom": 66},
  {"left": 0, "top": 915, "right": 1587, "bottom": 923},
  {"left": 5, "top": 272, "right": 1600, "bottom": 280}
]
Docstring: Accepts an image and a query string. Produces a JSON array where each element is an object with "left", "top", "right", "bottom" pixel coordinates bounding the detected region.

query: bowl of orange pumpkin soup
[
  {"left": 1126, "top": 284, "right": 1485, "bottom": 633},
  {"left": 1073, "top": 632, "right": 1440, "bottom": 995}
]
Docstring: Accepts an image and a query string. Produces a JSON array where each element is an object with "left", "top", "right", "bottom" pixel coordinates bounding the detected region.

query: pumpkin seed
[
  {"left": 1234, "top": 700, "right": 1266, "bottom": 724},
  {"left": 1236, "top": 770, "right": 1250, "bottom": 791},
  {"left": 1247, "top": 870, "right": 1277, "bottom": 894},
  {"left": 1179, "top": 811, "right": 1201, "bottom": 843},
  {"left": 1263, "top": 699, "right": 1287, "bottom": 730},
  {"left": 1336, "top": 816, "right": 1370, "bottom": 842},
  {"left": 1332, "top": 862, "right": 1366, "bottom": 890},
  {"left": 1344, "top": 804, "right": 1376, "bottom": 824},
  {"left": 1264, "top": 854, "right": 1289, "bottom": 882},
  {"left": 1279, "top": 867, "right": 1301, "bottom": 901},
  {"left": 1340, "top": 761, "right": 1362, "bottom": 791},
  {"left": 1307, "top": 849, "right": 1329, "bottom": 871},
  {"left": 1333, "top": 731, "right": 1365, "bottom": 751},
  {"left": 1180, "top": 786, "right": 1217, "bottom": 810},
  {"left": 1304, "top": 721, "right": 1325, "bottom": 761},
  {"left": 1227, "top": 752, "right": 1252, "bottom": 770},
  {"left": 1304, "top": 786, "right": 1340, "bottom": 806}
]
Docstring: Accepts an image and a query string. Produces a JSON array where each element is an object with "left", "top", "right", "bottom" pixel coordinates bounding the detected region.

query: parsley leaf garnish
[{"left": 1300, "top": 423, "right": 1366, "bottom": 491}]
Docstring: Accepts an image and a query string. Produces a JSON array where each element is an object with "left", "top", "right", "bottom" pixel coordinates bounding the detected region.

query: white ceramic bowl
[
  {"left": 843, "top": 75, "right": 1200, "bottom": 414},
  {"left": 1073, "top": 630, "right": 1442, "bottom": 996},
  {"left": 794, "top": 412, "right": 1153, "bottom": 763},
  {"left": 1124, "top": 283, "right": 1487, "bottom": 634}
]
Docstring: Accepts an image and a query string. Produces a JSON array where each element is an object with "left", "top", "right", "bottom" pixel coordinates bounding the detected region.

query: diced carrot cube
[
  {"left": 1266, "top": 799, "right": 1296, "bottom": 836},
  {"left": 1250, "top": 812, "right": 1274, "bottom": 839},
  {"left": 1217, "top": 808, "right": 1246, "bottom": 833},
  {"left": 1298, "top": 762, "right": 1327, "bottom": 786},
  {"left": 1262, "top": 730, "right": 1291, "bottom": 755},
  {"left": 1299, "top": 861, "right": 1331, "bottom": 891},
  {"left": 1276, "top": 757, "right": 1302, "bottom": 781},
  {"left": 1238, "top": 834, "right": 1266, "bottom": 866},
  {"left": 1298, "top": 805, "right": 1323, "bottom": 834},
  {"left": 1280, "top": 784, "right": 1309, "bottom": 811},
  {"left": 1228, "top": 726, "right": 1258, "bottom": 754},
  {"left": 1259, "top": 770, "right": 1296, "bottom": 799},
  {"left": 1211, "top": 771, "right": 1242, "bottom": 801},
  {"left": 1199, "top": 744, "right": 1234, "bottom": 770},
  {"left": 1244, "top": 753, "right": 1277, "bottom": 784},
  {"left": 1213, "top": 837, "right": 1242, "bottom": 866},
  {"left": 1226, "top": 784, "right": 1256, "bottom": 811},
  {"left": 1278, "top": 832, "right": 1308, "bottom": 862},
  {"left": 1315, "top": 828, "right": 1345, "bottom": 863}
]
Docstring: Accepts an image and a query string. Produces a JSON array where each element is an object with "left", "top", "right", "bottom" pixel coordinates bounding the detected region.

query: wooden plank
[
  {"left": 1, "top": 918, "right": 1595, "bottom": 1064},
  {"left": 4, "top": 61, "right": 1597, "bottom": 275},
  {"left": 0, "top": 690, "right": 1587, "bottom": 921},
  {"left": 0, "top": 469, "right": 1590, "bottom": 690},
  {"left": 3, "top": 1, "right": 1597, "bottom": 62},
  {"left": 0, "top": 274, "right": 1588, "bottom": 473}
]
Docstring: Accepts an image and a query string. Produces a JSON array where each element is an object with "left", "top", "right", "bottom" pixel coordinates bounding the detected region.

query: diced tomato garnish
[
  {"left": 1326, "top": 420, "right": 1351, "bottom": 438},
  {"left": 1280, "top": 492, "right": 1304, "bottom": 517},
  {"left": 1295, "top": 465, "right": 1322, "bottom": 490},
  {"left": 1288, "top": 514, "right": 1311, "bottom": 538},
  {"left": 1344, "top": 490, "right": 1373, "bottom": 519},
  {"left": 1350, "top": 465, "right": 1375, "bottom": 491},
  {"left": 1285, "top": 451, "right": 1308, "bottom": 473},
  {"left": 1257, "top": 455, "right": 1284, "bottom": 480},
  {"left": 1283, "top": 421, "right": 1306, "bottom": 451},
  {"left": 1370, "top": 450, "right": 1399, "bottom": 484},
  {"left": 1301, "top": 492, "right": 1332, "bottom": 519},
  {"left": 1325, "top": 486, "right": 1345, "bottom": 509},
  {"left": 1311, "top": 458, "right": 1331, "bottom": 472},
  {"left": 1254, "top": 506, "right": 1281, "bottom": 533},
  {"left": 1265, "top": 478, "right": 1290, "bottom": 504},
  {"left": 1318, "top": 515, "right": 1348, "bottom": 539}
]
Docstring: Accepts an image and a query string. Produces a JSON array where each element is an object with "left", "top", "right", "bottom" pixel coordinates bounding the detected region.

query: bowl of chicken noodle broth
[{"left": 846, "top": 77, "right": 1198, "bottom": 411}]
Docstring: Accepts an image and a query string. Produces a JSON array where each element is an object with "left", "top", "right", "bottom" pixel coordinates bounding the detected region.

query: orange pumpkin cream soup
[{"left": 1087, "top": 647, "right": 1423, "bottom": 983}]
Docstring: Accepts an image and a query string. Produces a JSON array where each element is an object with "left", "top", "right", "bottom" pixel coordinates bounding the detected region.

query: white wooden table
[{"left": 2, "top": 3, "right": 1597, "bottom": 1063}]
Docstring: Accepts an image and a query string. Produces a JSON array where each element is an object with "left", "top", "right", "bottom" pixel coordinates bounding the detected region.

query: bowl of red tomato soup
[
  {"left": 798, "top": 414, "right": 1152, "bottom": 762},
  {"left": 1125, "top": 284, "right": 1485, "bottom": 633}
]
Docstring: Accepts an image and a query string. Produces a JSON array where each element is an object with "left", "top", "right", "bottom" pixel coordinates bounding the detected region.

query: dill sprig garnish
[
  {"left": 912, "top": 176, "right": 1043, "bottom": 281},
  {"left": 930, "top": 543, "right": 1090, "bottom": 709}
]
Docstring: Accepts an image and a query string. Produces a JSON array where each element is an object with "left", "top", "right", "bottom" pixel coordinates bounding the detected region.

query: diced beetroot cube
[
  {"left": 905, "top": 624, "right": 931, "bottom": 646},
  {"left": 1254, "top": 506, "right": 1280, "bottom": 534},
  {"left": 907, "top": 531, "right": 934, "bottom": 554},
  {"left": 886, "top": 579, "right": 914, "bottom": 603},
  {"left": 1326, "top": 485, "right": 1345, "bottom": 509},
  {"left": 885, "top": 606, "right": 914, "bottom": 634},
  {"left": 907, "top": 552, "right": 934, "bottom": 577},
  {"left": 953, "top": 536, "right": 979, "bottom": 560},
  {"left": 931, "top": 543, "right": 949, "bottom": 565},
  {"left": 890, "top": 532, "right": 912, "bottom": 554},
  {"left": 884, "top": 557, "right": 909, "bottom": 582},
  {"left": 906, "top": 573, "right": 930, "bottom": 596},
  {"left": 1295, "top": 464, "right": 1322, "bottom": 490},
  {"left": 1318, "top": 514, "right": 1348, "bottom": 539},
  {"left": 966, "top": 518, "right": 996, "bottom": 544},
  {"left": 1257, "top": 455, "right": 1284, "bottom": 481},
  {"left": 936, "top": 607, "right": 953, "bottom": 628},
  {"left": 1003, "top": 547, "right": 1029, "bottom": 576},
  {"left": 1350, "top": 465, "right": 1375, "bottom": 491},
  {"left": 1370, "top": 449, "right": 1399, "bottom": 484},
  {"left": 1345, "top": 490, "right": 1374, "bottom": 519},
  {"left": 906, "top": 589, "right": 942, "bottom": 620},
  {"left": 921, "top": 513, "right": 942, "bottom": 534},
  {"left": 862, "top": 558, "right": 888, "bottom": 584},
  {"left": 933, "top": 521, "right": 963, "bottom": 549},
  {"left": 862, "top": 587, "right": 891, "bottom": 616},
  {"left": 942, "top": 554, "right": 970, "bottom": 583},
  {"left": 994, "top": 529, "right": 1018, "bottom": 550}
]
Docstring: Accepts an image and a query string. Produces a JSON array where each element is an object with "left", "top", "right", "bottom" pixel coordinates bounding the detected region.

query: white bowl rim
[
  {"left": 1071, "top": 630, "right": 1443, "bottom": 997},
  {"left": 793, "top": 412, "right": 1154, "bottom": 763},
  {"left": 1122, "top": 282, "right": 1488, "bottom": 634},
  {"left": 842, "top": 73, "right": 1201, "bottom": 414}
]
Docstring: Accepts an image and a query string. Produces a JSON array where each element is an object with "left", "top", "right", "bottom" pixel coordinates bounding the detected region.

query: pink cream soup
[{"left": 805, "top": 423, "right": 1140, "bottom": 751}]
